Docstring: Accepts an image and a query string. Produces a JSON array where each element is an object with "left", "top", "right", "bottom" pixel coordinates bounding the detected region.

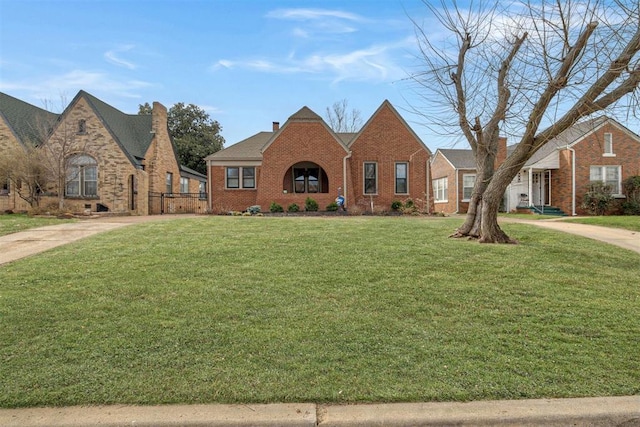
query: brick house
[
  {"left": 206, "top": 100, "right": 433, "bottom": 213},
  {"left": 430, "top": 138, "right": 507, "bottom": 214},
  {"left": 429, "top": 117, "right": 640, "bottom": 215},
  {"left": 0, "top": 90, "right": 206, "bottom": 215},
  {"left": 507, "top": 116, "right": 640, "bottom": 216}
]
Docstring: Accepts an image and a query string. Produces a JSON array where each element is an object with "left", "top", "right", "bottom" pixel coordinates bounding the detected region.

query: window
[
  {"left": 294, "top": 168, "right": 319, "bottom": 193},
  {"left": 199, "top": 181, "right": 206, "bottom": 198},
  {"left": 364, "top": 162, "right": 377, "bottom": 194},
  {"left": 1, "top": 180, "right": 9, "bottom": 195},
  {"left": 166, "top": 172, "right": 173, "bottom": 194},
  {"left": 180, "top": 177, "right": 189, "bottom": 193},
  {"left": 433, "top": 177, "right": 448, "bottom": 202},
  {"left": 603, "top": 133, "right": 614, "bottom": 156},
  {"left": 242, "top": 167, "right": 255, "bottom": 189},
  {"left": 77, "top": 119, "right": 86, "bottom": 134},
  {"left": 66, "top": 154, "right": 97, "bottom": 197},
  {"left": 462, "top": 174, "right": 476, "bottom": 201},
  {"left": 395, "top": 162, "right": 408, "bottom": 194},
  {"left": 226, "top": 167, "right": 255, "bottom": 189},
  {"left": 590, "top": 165, "right": 621, "bottom": 195}
]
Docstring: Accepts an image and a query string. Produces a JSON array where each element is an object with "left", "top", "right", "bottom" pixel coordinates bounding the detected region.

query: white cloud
[
  {"left": 266, "top": 8, "right": 365, "bottom": 22},
  {"left": 104, "top": 45, "right": 137, "bottom": 70}
]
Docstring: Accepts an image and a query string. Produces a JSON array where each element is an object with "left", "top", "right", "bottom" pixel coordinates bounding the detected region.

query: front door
[{"left": 531, "top": 171, "right": 551, "bottom": 206}]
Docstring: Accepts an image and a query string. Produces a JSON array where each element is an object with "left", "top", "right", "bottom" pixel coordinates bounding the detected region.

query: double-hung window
[
  {"left": 433, "top": 177, "right": 448, "bottom": 202},
  {"left": 603, "top": 133, "right": 614, "bottom": 156},
  {"left": 462, "top": 174, "right": 476, "bottom": 201},
  {"left": 590, "top": 165, "right": 621, "bottom": 195},
  {"left": 395, "top": 162, "right": 408, "bottom": 194},
  {"left": 226, "top": 167, "right": 255, "bottom": 189},
  {"left": 166, "top": 172, "right": 173, "bottom": 194},
  {"left": 66, "top": 154, "right": 97, "bottom": 197},
  {"left": 364, "top": 162, "right": 377, "bottom": 194},
  {"left": 180, "top": 177, "right": 189, "bottom": 193}
]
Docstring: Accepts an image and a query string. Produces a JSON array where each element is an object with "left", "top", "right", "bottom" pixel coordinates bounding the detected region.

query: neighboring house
[
  {"left": 506, "top": 116, "right": 640, "bottom": 216},
  {"left": 206, "top": 100, "right": 433, "bottom": 213},
  {"left": 430, "top": 138, "right": 507, "bottom": 214},
  {"left": 430, "top": 117, "right": 640, "bottom": 216},
  {"left": 0, "top": 90, "right": 206, "bottom": 215}
]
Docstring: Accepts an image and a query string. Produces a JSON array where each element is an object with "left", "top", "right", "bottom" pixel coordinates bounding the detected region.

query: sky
[{"left": 0, "top": 0, "right": 455, "bottom": 150}]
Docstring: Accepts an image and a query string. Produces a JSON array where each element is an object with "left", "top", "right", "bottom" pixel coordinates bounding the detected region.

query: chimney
[
  {"left": 151, "top": 101, "right": 168, "bottom": 134},
  {"left": 272, "top": 121, "right": 280, "bottom": 131},
  {"left": 495, "top": 136, "right": 507, "bottom": 168}
]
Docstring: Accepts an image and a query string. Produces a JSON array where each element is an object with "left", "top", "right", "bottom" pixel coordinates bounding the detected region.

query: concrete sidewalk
[{"left": 1, "top": 396, "right": 639, "bottom": 426}]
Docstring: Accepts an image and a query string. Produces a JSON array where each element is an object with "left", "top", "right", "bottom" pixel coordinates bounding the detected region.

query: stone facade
[
  {"left": 206, "top": 101, "right": 433, "bottom": 214},
  {"left": 0, "top": 90, "right": 188, "bottom": 215}
]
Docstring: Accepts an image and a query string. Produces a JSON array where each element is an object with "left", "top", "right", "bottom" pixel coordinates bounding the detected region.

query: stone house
[
  {"left": 429, "top": 117, "right": 640, "bottom": 216},
  {"left": 0, "top": 90, "right": 206, "bottom": 215},
  {"left": 206, "top": 100, "right": 433, "bottom": 213}
]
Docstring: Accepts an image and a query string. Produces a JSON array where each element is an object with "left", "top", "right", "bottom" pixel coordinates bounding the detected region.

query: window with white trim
[
  {"left": 226, "top": 167, "right": 255, "bottom": 189},
  {"left": 364, "top": 162, "right": 377, "bottom": 194},
  {"left": 590, "top": 165, "right": 621, "bottom": 195},
  {"left": 603, "top": 133, "right": 614, "bottom": 156},
  {"left": 395, "top": 162, "right": 408, "bottom": 194},
  {"left": 462, "top": 174, "right": 476, "bottom": 201},
  {"left": 180, "top": 177, "right": 189, "bottom": 193},
  {"left": 66, "top": 154, "right": 97, "bottom": 197},
  {"left": 433, "top": 177, "right": 448, "bottom": 202}
]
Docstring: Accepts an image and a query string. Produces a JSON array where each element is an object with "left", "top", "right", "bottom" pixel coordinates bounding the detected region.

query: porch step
[{"left": 529, "top": 205, "right": 567, "bottom": 216}]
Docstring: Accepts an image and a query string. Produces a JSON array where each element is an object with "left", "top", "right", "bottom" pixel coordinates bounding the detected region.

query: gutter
[{"left": 568, "top": 146, "right": 577, "bottom": 216}]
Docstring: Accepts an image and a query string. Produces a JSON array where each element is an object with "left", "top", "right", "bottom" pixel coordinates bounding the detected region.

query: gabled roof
[
  {"left": 288, "top": 106, "right": 323, "bottom": 121},
  {"left": 0, "top": 92, "right": 59, "bottom": 147},
  {"left": 205, "top": 131, "right": 271, "bottom": 162},
  {"left": 349, "top": 100, "right": 431, "bottom": 154},
  {"left": 71, "top": 90, "right": 154, "bottom": 167},
  {"left": 435, "top": 148, "right": 475, "bottom": 169}
]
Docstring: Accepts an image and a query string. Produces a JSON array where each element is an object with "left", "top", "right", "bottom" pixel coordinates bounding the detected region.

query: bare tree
[
  {"left": 411, "top": 0, "right": 640, "bottom": 243},
  {"left": 325, "top": 99, "right": 364, "bottom": 132},
  {"left": 0, "top": 143, "right": 48, "bottom": 208}
]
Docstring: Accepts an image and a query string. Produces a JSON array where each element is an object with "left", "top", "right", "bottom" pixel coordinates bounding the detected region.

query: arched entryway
[{"left": 283, "top": 161, "right": 329, "bottom": 194}]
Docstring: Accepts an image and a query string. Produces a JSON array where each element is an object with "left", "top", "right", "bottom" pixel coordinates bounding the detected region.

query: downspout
[
  {"left": 528, "top": 167, "right": 533, "bottom": 207},
  {"left": 343, "top": 151, "right": 352, "bottom": 207},
  {"left": 455, "top": 169, "right": 459, "bottom": 213},
  {"left": 568, "top": 146, "right": 576, "bottom": 216},
  {"left": 207, "top": 160, "right": 213, "bottom": 213},
  {"left": 425, "top": 160, "right": 431, "bottom": 214}
]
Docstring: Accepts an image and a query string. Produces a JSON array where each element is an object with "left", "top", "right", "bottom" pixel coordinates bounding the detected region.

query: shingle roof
[
  {"left": 0, "top": 92, "right": 59, "bottom": 147},
  {"left": 289, "top": 106, "right": 323, "bottom": 121},
  {"left": 437, "top": 148, "right": 475, "bottom": 169},
  {"left": 79, "top": 91, "right": 154, "bottom": 166},
  {"left": 205, "top": 131, "right": 271, "bottom": 161},
  {"left": 525, "top": 116, "right": 609, "bottom": 166}
]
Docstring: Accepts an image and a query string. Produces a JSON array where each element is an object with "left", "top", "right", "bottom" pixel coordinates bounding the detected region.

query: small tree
[
  {"left": 621, "top": 175, "right": 640, "bottom": 214},
  {"left": 582, "top": 182, "right": 614, "bottom": 215},
  {"left": 0, "top": 144, "right": 48, "bottom": 208},
  {"left": 325, "top": 99, "right": 363, "bottom": 132}
]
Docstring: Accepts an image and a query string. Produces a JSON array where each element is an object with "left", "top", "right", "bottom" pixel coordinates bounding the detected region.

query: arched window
[{"left": 66, "top": 154, "right": 97, "bottom": 197}]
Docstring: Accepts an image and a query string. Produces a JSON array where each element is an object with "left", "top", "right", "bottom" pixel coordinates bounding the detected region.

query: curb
[{"left": 1, "top": 396, "right": 638, "bottom": 427}]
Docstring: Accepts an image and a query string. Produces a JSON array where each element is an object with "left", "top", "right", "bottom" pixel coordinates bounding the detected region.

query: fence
[{"left": 148, "top": 192, "right": 208, "bottom": 215}]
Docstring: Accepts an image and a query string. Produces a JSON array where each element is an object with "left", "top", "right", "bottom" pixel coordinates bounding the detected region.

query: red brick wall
[
  {"left": 257, "top": 121, "right": 347, "bottom": 211},
  {"left": 430, "top": 152, "right": 457, "bottom": 214},
  {"left": 349, "top": 104, "right": 431, "bottom": 213},
  {"left": 553, "top": 121, "right": 640, "bottom": 215},
  {"left": 209, "top": 165, "right": 260, "bottom": 213}
]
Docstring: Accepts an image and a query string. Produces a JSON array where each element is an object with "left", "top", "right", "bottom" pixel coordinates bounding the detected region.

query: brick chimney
[
  {"left": 495, "top": 136, "right": 507, "bottom": 168},
  {"left": 151, "top": 101, "right": 168, "bottom": 134},
  {"left": 272, "top": 121, "right": 280, "bottom": 131}
]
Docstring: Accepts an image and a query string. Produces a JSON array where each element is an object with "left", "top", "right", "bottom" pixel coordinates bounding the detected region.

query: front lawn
[
  {"left": 563, "top": 216, "right": 640, "bottom": 232},
  {"left": 0, "top": 216, "right": 638, "bottom": 408},
  {"left": 0, "top": 213, "right": 74, "bottom": 236}
]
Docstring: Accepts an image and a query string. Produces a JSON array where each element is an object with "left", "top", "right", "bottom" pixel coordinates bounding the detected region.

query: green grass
[
  {"left": 563, "top": 216, "right": 640, "bottom": 232},
  {"left": 0, "top": 213, "right": 74, "bottom": 236},
  {"left": 0, "top": 216, "right": 638, "bottom": 408}
]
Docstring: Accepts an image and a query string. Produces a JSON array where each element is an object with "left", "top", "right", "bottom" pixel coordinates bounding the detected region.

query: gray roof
[
  {"left": 0, "top": 92, "right": 59, "bottom": 147},
  {"left": 78, "top": 91, "right": 155, "bottom": 166},
  {"left": 525, "top": 116, "right": 609, "bottom": 166},
  {"left": 206, "top": 131, "right": 271, "bottom": 161},
  {"left": 289, "top": 106, "right": 323, "bottom": 121},
  {"left": 437, "top": 148, "right": 475, "bottom": 169}
]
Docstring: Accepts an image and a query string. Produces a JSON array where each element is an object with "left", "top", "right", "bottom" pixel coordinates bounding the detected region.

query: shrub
[
  {"left": 270, "top": 202, "right": 284, "bottom": 213},
  {"left": 247, "top": 205, "right": 261, "bottom": 215},
  {"left": 582, "top": 182, "right": 614, "bottom": 215},
  {"left": 287, "top": 203, "right": 300, "bottom": 213},
  {"left": 622, "top": 176, "right": 640, "bottom": 215},
  {"left": 390, "top": 200, "right": 403, "bottom": 211},
  {"left": 621, "top": 200, "right": 640, "bottom": 215},
  {"left": 326, "top": 202, "right": 339, "bottom": 211},
  {"left": 305, "top": 197, "right": 318, "bottom": 212}
]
